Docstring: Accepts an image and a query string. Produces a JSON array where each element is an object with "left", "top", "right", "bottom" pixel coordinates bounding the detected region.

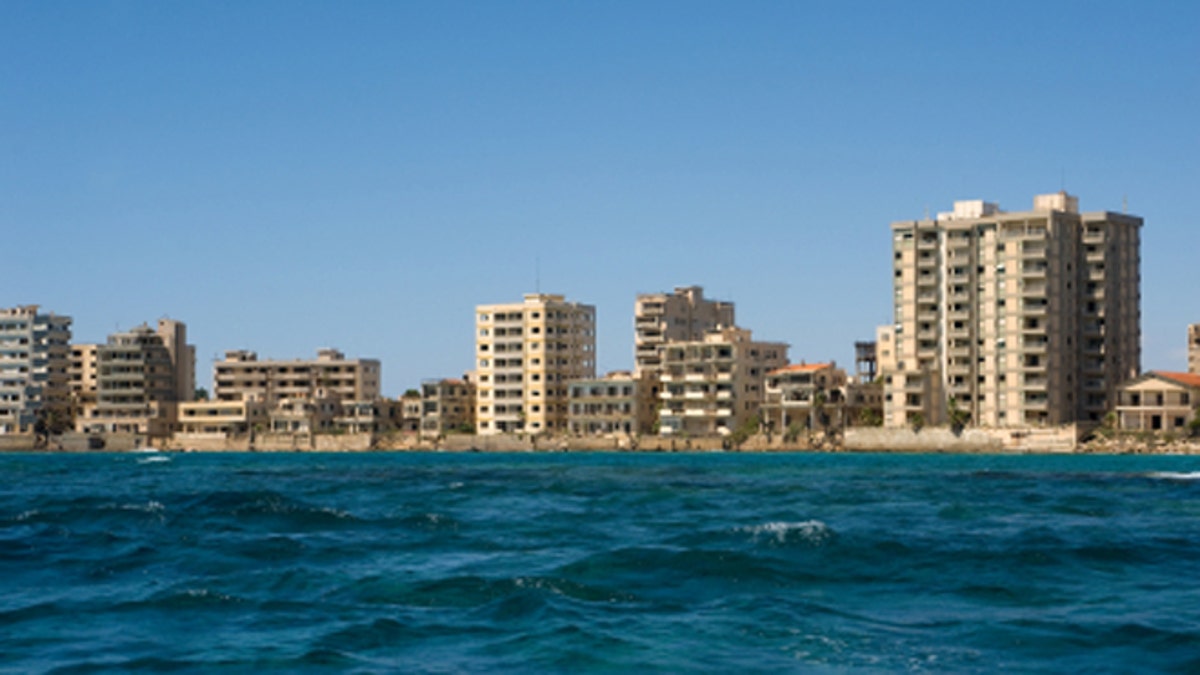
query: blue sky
[{"left": 3, "top": 1, "right": 1197, "bottom": 395}]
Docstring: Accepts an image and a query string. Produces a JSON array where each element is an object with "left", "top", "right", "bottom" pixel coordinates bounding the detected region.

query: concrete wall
[
  {"left": 845, "top": 425, "right": 1078, "bottom": 453},
  {"left": 314, "top": 433, "right": 373, "bottom": 452},
  {"left": 0, "top": 434, "right": 36, "bottom": 451}
]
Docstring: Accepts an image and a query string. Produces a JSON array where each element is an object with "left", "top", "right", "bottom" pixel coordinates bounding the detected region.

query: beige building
[
  {"left": 845, "top": 380, "right": 885, "bottom": 427},
  {"left": 336, "top": 399, "right": 398, "bottom": 434},
  {"left": 214, "top": 348, "right": 381, "bottom": 406},
  {"left": 568, "top": 371, "right": 659, "bottom": 436},
  {"left": 396, "top": 393, "right": 422, "bottom": 433},
  {"left": 269, "top": 394, "right": 340, "bottom": 434},
  {"left": 475, "top": 293, "right": 596, "bottom": 434},
  {"left": 658, "top": 327, "right": 787, "bottom": 436},
  {"left": 883, "top": 192, "right": 1141, "bottom": 429},
  {"left": 0, "top": 305, "right": 72, "bottom": 434},
  {"left": 177, "top": 398, "right": 269, "bottom": 436},
  {"left": 1189, "top": 324, "right": 1200, "bottom": 374},
  {"left": 420, "top": 378, "right": 476, "bottom": 437},
  {"left": 761, "top": 362, "right": 849, "bottom": 434},
  {"left": 68, "top": 343, "right": 99, "bottom": 421},
  {"left": 635, "top": 286, "right": 734, "bottom": 376},
  {"left": 79, "top": 320, "right": 196, "bottom": 437},
  {"left": 1115, "top": 371, "right": 1200, "bottom": 433}
]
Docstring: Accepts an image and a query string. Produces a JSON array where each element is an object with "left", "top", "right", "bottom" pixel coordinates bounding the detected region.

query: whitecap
[
  {"left": 137, "top": 455, "right": 171, "bottom": 464},
  {"left": 1146, "top": 471, "right": 1200, "bottom": 481},
  {"left": 741, "top": 520, "right": 833, "bottom": 546}
]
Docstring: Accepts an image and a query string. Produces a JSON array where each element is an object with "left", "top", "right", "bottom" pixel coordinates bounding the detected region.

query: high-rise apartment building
[
  {"left": 1189, "top": 324, "right": 1199, "bottom": 374},
  {"left": 80, "top": 320, "right": 196, "bottom": 436},
  {"left": 634, "top": 286, "right": 734, "bottom": 376},
  {"left": 883, "top": 192, "right": 1141, "bottom": 428},
  {"left": 0, "top": 306, "right": 72, "bottom": 434},
  {"left": 657, "top": 327, "right": 787, "bottom": 436},
  {"left": 213, "top": 348, "right": 381, "bottom": 406},
  {"left": 475, "top": 293, "right": 596, "bottom": 434}
]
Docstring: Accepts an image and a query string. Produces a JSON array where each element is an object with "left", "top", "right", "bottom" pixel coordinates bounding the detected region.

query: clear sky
[{"left": 4, "top": 1, "right": 1198, "bottom": 395}]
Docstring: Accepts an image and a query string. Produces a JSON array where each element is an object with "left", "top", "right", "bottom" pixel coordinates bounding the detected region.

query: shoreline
[{"left": 4, "top": 435, "right": 1200, "bottom": 456}]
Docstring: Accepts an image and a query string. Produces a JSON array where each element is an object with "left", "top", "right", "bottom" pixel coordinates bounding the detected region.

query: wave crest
[{"left": 740, "top": 520, "right": 834, "bottom": 546}]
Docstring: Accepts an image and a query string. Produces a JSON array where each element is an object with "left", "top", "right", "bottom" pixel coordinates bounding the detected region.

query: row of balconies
[{"left": 660, "top": 407, "right": 735, "bottom": 418}]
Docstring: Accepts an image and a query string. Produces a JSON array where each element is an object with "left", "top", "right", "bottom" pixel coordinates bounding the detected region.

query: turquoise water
[{"left": 2, "top": 451, "right": 1200, "bottom": 673}]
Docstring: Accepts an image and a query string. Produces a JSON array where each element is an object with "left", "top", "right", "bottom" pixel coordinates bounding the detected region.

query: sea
[{"left": 2, "top": 451, "right": 1199, "bottom": 673}]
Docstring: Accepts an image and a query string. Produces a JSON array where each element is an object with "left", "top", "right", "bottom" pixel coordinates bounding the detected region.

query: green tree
[
  {"left": 857, "top": 407, "right": 882, "bottom": 427},
  {"left": 948, "top": 397, "right": 970, "bottom": 435},
  {"left": 728, "top": 415, "right": 761, "bottom": 449},
  {"left": 194, "top": 387, "right": 209, "bottom": 401}
]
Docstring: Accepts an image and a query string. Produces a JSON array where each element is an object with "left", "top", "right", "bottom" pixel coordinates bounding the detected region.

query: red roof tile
[{"left": 1152, "top": 371, "right": 1200, "bottom": 389}]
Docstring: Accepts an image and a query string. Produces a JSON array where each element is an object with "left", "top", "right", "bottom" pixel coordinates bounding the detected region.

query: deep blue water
[{"left": 3, "top": 451, "right": 1200, "bottom": 673}]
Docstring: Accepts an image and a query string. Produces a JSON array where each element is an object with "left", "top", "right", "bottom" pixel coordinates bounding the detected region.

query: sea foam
[{"left": 740, "top": 520, "right": 833, "bottom": 546}]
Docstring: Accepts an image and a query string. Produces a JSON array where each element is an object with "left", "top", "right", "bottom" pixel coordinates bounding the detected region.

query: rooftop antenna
[
  {"left": 1060, "top": 168, "right": 1066, "bottom": 192},
  {"left": 535, "top": 255, "right": 541, "bottom": 294},
  {"left": 1122, "top": 194, "right": 1128, "bottom": 213}
]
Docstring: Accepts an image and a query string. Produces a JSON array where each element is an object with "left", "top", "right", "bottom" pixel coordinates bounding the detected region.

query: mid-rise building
[
  {"left": 883, "top": 192, "right": 1141, "bottom": 429},
  {"left": 1189, "top": 324, "right": 1200, "bottom": 374},
  {"left": 79, "top": 320, "right": 195, "bottom": 437},
  {"left": 634, "top": 286, "right": 734, "bottom": 376},
  {"left": 213, "top": 348, "right": 381, "bottom": 406},
  {"left": 475, "top": 293, "right": 596, "bottom": 434},
  {"left": 396, "top": 392, "right": 422, "bottom": 433},
  {"left": 0, "top": 306, "right": 72, "bottom": 434},
  {"left": 568, "top": 371, "right": 659, "bottom": 436},
  {"left": 761, "top": 362, "right": 848, "bottom": 434},
  {"left": 268, "top": 394, "right": 339, "bottom": 434},
  {"left": 420, "top": 378, "right": 476, "bottom": 437},
  {"left": 68, "top": 343, "right": 99, "bottom": 420},
  {"left": 658, "top": 327, "right": 787, "bottom": 436},
  {"left": 335, "top": 399, "right": 398, "bottom": 434}
]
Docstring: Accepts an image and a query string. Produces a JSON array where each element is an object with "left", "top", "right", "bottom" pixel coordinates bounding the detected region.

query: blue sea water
[{"left": 2, "top": 451, "right": 1200, "bottom": 673}]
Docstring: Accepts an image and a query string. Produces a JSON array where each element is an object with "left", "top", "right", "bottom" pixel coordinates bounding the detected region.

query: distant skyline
[{"left": 4, "top": 1, "right": 1197, "bottom": 396}]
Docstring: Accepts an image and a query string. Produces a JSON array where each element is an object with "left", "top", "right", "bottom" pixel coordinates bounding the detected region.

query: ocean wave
[
  {"left": 739, "top": 520, "right": 834, "bottom": 547},
  {"left": 176, "top": 491, "right": 361, "bottom": 530},
  {"left": 1145, "top": 471, "right": 1200, "bottom": 481}
]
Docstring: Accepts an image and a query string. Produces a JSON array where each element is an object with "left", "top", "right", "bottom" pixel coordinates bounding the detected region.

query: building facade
[
  {"left": 761, "top": 362, "right": 849, "bottom": 435},
  {"left": 177, "top": 398, "right": 270, "bottom": 436},
  {"left": 634, "top": 286, "right": 734, "bottom": 376},
  {"left": 883, "top": 192, "right": 1141, "bottom": 429},
  {"left": 79, "top": 320, "right": 195, "bottom": 437},
  {"left": 658, "top": 327, "right": 787, "bottom": 436},
  {"left": 475, "top": 294, "right": 596, "bottom": 434},
  {"left": 1189, "top": 324, "right": 1200, "bottom": 375},
  {"left": 1115, "top": 371, "right": 1200, "bottom": 433},
  {"left": 0, "top": 306, "right": 72, "bottom": 434},
  {"left": 213, "top": 348, "right": 381, "bottom": 406},
  {"left": 568, "top": 371, "right": 659, "bottom": 436},
  {"left": 420, "top": 378, "right": 476, "bottom": 437},
  {"left": 68, "top": 343, "right": 99, "bottom": 423}
]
